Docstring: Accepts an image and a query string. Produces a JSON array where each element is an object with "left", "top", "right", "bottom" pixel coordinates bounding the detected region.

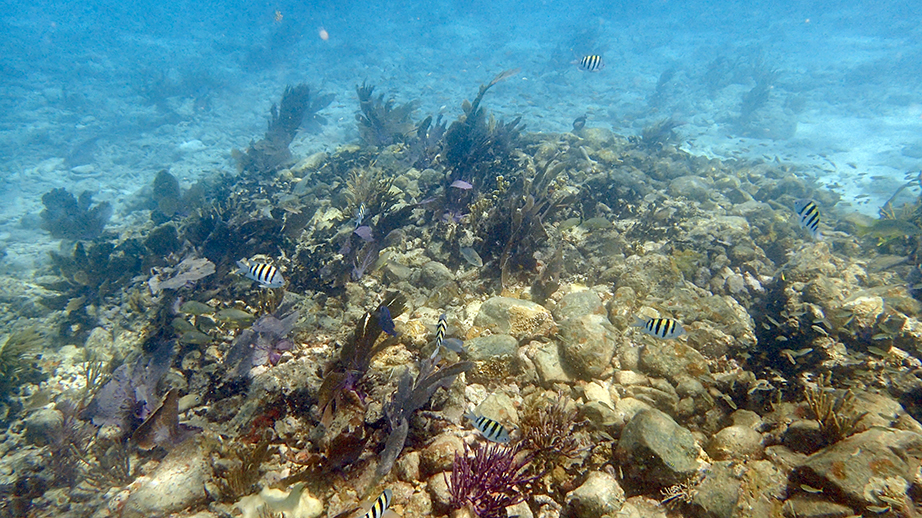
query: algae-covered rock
[
  {"left": 524, "top": 340, "right": 570, "bottom": 384},
  {"left": 791, "top": 428, "right": 922, "bottom": 508},
  {"left": 420, "top": 433, "right": 464, "bottom": 477},
  {"left": 465, "top": 334, "right": 518, "bottom": 360},
  {"left": 690, "top": 461, "right": 741, "bottom": 518},
  {"left": 706, "top": 425, "right": 764, "bottom": 461},
  {"left": 474, "top": 296, "right": 556, "bottom": 341},
  {"left": 565, "top": 471, "right": 625, "bottom": 518},
  {"left": 610, "top": 254, "right": 684, "bottom": 299},
  {"left": 554, "top": 290, "right": 605, "bottom": 321},
  {"left": 419, "top": 261, "right": 454, "bottom": 288},
  {"left": 24, "top": 408, "right": 63, "bottom": 447},
  {"left": 639, "top": 340, "right": 710, "bottom": 382},
  {"left": 615, "top": 409, "right": 700, "bottom": 488},
  {"left": 558, "top": 314, "right": 617, "bottom": 380}
]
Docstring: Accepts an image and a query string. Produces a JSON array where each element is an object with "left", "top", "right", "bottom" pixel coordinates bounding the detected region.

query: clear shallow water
[
  {"left": 1, "top": 2, "right": 922, "bottom": 516},
  {"left": 2, "top": 2, "right": 920, "bottom": 269}
]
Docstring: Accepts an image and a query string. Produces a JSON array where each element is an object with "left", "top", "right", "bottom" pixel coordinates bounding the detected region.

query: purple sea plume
[
  {"left": 447, "top": 441, "right": 534, "bottom": 518},
  {"left": 451, "top": 179, "right": 473, "bottom": 190}
]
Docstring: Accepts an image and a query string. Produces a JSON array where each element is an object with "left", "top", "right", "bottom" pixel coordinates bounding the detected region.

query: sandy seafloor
[{"left": 0, "top": 0, "right": 920, "bottom": 271}]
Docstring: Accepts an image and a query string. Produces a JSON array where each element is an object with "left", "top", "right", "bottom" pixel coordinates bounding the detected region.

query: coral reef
[
  {"left": 13, "top": 73, "right": 922, "bottom": 518},
  {"left": 356, "top": 82, "right": 419, "bottom": 147},
  {"left": 39, "top": 187, "right": 112, "bottom": 240},
  {"left": 235, "top": 84, "right": 331, "bottom": 176}
]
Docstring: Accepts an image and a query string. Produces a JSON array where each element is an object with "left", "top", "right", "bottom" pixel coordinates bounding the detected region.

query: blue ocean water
[
  {"left": 2, "top": 0, "right": 921, "bottom": 273},
  {"left": 1, "top": 1, "right": 922, "bottom": 515}
]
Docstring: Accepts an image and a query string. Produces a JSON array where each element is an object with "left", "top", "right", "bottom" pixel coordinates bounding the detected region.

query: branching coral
[
  {"left": 317, "top": 294, "right": 406, "bottom": 425},
  {"left": 804, "top": 377, "right": 866, "bottom": 446},
  {"left": 215, "top": 434, "right": 274, "bottom": 501},
  {"left": 40, "top": 187, "right": 112, "bottom": 240},
  {"left": 447, "top": 441, "right": 535, "bottom": 518},
  {"left": 376, "top": 355, "right": 474, "bottom": 479},
  {"left": 356, "top": 82, "right": 419, "bottom": 147},
  {"left": 442, "top": 69, "right": 523, "bottom": 188},
  {"left": 76, "top": 437, "right": 136, "bottom": 490},
  {"left": 519, "top": 393, "right": 585, "bottom": 476},
  {"left": 235, "top": 84, "right": 328, "bottom": 175}
]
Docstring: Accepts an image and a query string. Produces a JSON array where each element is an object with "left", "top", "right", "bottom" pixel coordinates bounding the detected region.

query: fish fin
[
  {"left": 464, "top": 411, "right": 477, "bottom": 423},
  {"left": 631, "top": 316, "right": 648, "bottom": 328},
  {"left": 442, "top": 338, "right": 465, "bottom": 354},
  {"left": 235, "top": 259, "right": 249, "bottom": 273}
]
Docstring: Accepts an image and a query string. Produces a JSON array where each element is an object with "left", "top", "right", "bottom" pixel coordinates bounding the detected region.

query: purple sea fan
[
  {"left": 225, "top": 309, "right": 299, "bottom": 378},
  {"left": 447, "top": 441, "right": 535, "bottom": 518}
]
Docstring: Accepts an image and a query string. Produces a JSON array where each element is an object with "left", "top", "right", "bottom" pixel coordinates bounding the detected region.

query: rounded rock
[
  {"left": 420, "top": 434, "right": 464, "bottom": 477},
  {"left": 565, "top": 471, "right": 625, "bottom": 518},
  {"left": 24, "top": 408, "right": 64, "bottom": 447},
  {"left": 706, "top": 425, "right": 764, "bottom": 461}
]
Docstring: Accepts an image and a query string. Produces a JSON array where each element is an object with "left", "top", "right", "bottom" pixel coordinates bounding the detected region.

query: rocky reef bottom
[{"left": 2, "top": 126, "right": 922, "bottom": 518}]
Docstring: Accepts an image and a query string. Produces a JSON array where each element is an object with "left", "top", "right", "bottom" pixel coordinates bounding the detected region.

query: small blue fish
[
  {"left": 465, "top": 411, "right": 511, "bottom": 443},
  {"left": 632, "top": 316, "right": 684, "bottom": 339},
  {"left": 794, "top": 199, "right": 822, "bottom": 240},
  {"left": 450, "top": 179, "right": 473, "bottom": 190},
  {"left": 236, "top": 259, "right": 285, "bottom": 288},
  {"left": 359, "top": 489, "right": 396, "bottom": 518},
  {"left": 378, "top": 306, "right": 397, "bottom": 336},
  {"left": 354, "top": 202, "right": 368, "bottom": 229},
  {"left": 576, "top": 55, "right": 604, "bottom": 72}
]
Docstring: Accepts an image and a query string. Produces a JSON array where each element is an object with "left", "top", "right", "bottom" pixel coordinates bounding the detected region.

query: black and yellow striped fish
[
  {"left": 435, "top": 313, "right": 447, "bottom": 349},
  {"left": 360, "top": 489, "right": 393, "bottom": 518},
  {"left": 465, "top": 412, "right": 511, "bottom": 443},
  {"left": 236, "top": 259, "right": 285, "bottom": 288},
  {"left": 632, "top": 316, "right": 685, "bottom": 339},
  {"left": 429, "top": 313, "right": 466, "bottom": 359},
  {"left": 794, "top": 199, "right": 822, "bottom": 239},
  {"left": 577, "top": 55, "right": 605, "bottom": 72}
]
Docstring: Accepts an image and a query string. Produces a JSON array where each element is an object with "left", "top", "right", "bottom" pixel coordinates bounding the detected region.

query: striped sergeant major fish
[
  {"left": 236, "top": 259, "right": 285, "bottom": 288},
  {"left": 465, "top": 411, "right": 511, "bottom": 444},
  {"left": 576, "top": 55, "right": 604, "bottom": 72},
  {"left": 794, "top": 199, "right": 822, "bottom": 240},
  {"left": 356, "top": 489, "right": 397, "bottom": 518},
  {"left": 353, "top": 202, "right": 368, "bottom": 229},
  {"left": 429, "top": 314, "right": 465, "bottom": 359},
  {"left": 632, "top": 316, "right": 685, "bottom": 339}
]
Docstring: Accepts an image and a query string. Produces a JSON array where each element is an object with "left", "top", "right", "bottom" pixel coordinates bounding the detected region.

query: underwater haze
[
  {"left": 2, "top": 0, "right": 921, "bottom": 271},
  {"left": 4, "top": 0, "right": 922, "bottom": 517}
]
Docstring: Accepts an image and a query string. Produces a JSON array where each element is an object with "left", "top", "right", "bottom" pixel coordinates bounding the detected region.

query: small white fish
[
  {"left": 355, "top": 489, "right": 397, "bottom": 518},
  {"left": 460, "top": 247, "right": 483, "bottom": 267},
  {"left": 236, "top": 259, "right": 285, "bottom": 288},
  {"left": 465, "top": 412, "right": 511, "bottom": 443},
  {"left": 794, "top": 199, "right": 822, "bottom": 240},
  {"left": 632, "top": 316, "right": 685, "bottom": 339}
]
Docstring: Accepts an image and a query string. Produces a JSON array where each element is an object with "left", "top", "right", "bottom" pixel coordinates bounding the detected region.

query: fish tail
[
  {"left": 464, "top": 411, "right": 477, "bottom": 423},
  {"left": 235, "top": 259, "right": 249, "bottom": 274},
  {"left": 631, "top": 316, "right": 648, "bottom": 328}
]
